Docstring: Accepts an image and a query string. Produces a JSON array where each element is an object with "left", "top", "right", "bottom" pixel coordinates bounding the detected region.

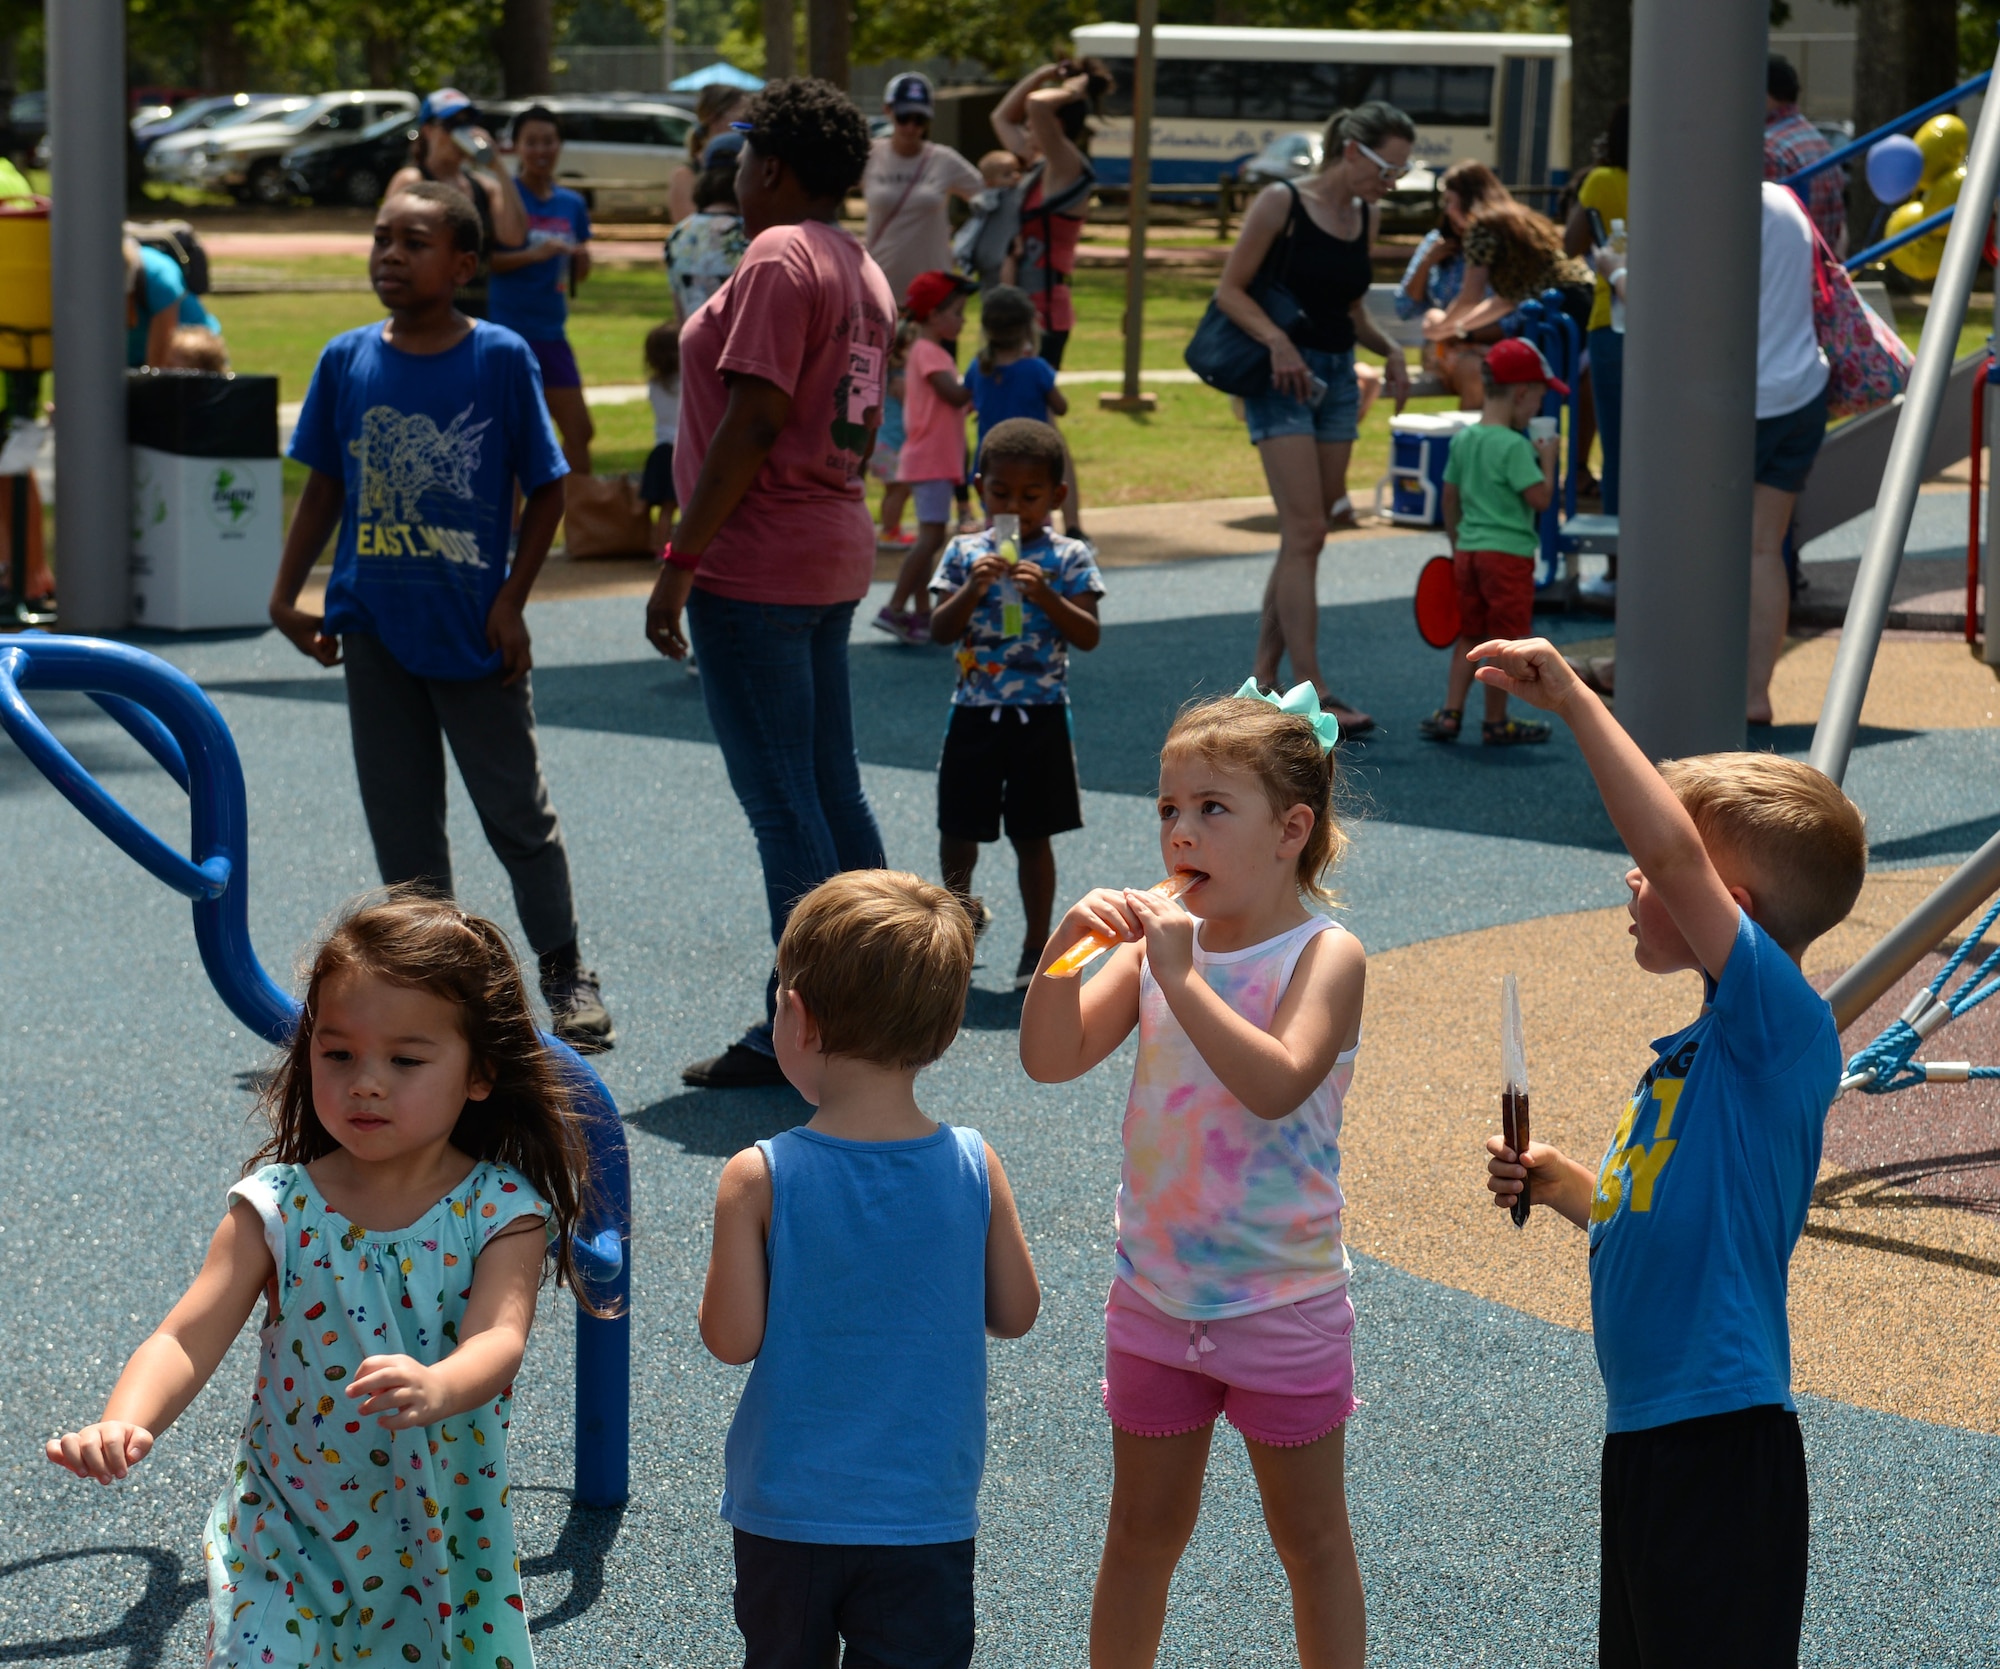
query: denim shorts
[
  {"left": 909, "top": 478, "right": 957, "bottom": 525},
  {"left": 1244, "top": 346, "right": 1361, "bottom": 446}
]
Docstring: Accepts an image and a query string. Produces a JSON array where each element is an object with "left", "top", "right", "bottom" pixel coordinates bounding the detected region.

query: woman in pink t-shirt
[{"left": 643, "top": 79, "right": 897, "bottom": 1090}]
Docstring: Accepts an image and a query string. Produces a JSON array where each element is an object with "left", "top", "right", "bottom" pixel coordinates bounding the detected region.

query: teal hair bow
[{"left": 1233, "top": 678, "right": 1341, "bottom": 751}]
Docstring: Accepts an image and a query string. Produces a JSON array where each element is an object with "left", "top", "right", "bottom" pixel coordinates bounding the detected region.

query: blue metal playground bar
[
  {"left": 1772, "top": 70, "right": 1996, "bottom": 272},
  {"left": 0, "top": 634, "right": 631, "bottom": 1507},
  {"left": 1780, "top": 70, "right": 1992, "bottom": 189}
]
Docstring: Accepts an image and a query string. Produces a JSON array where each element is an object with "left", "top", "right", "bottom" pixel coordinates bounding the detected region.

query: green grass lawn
[{"left": 223, "top": 252, "right": 1992, "bottom": 526}]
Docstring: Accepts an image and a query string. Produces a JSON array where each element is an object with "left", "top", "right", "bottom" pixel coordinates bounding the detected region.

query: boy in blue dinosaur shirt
[
  {"left": 1476, "top": 637, "right": 1867, "bottom": 1669},
  {"left": 268, "top": 182, "right": 614, "bottom": 1052},
  {"left": 928, "top": 418, "right": 1104, "bottom": 989}
]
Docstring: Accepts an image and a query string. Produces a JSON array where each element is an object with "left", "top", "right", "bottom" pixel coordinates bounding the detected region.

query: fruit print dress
[{"left": 204, "top": 1160, "right": 551, "bottom": 1668}]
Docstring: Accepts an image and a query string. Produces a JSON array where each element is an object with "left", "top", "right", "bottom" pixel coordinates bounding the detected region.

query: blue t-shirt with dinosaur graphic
[{"left": 290, "top": 320, "right": 567, "bottom": 679}]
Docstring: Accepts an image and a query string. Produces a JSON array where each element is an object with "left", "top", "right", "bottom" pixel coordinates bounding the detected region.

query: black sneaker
[
  {"left": 681, "top": 1041, "right": 789, "bottom": 1089},
  {"left": 1014, "top": 943, "right": 1045, "bottom": 991},
  {"left": 542, "top": 964, "right": 616, "bottom": 1053}
]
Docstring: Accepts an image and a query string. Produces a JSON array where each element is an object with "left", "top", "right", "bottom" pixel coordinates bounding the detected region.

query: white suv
[
  {"left": 486, "top": 98, "right": 697, "bottom": 218},
  {"left": 150, "top": 91, "right": 419, "bottom": 204}
]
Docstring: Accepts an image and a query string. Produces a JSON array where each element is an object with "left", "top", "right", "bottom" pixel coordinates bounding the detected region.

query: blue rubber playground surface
[{"left": 1, "top": 527, "right": 1996, "bottom": 1664}]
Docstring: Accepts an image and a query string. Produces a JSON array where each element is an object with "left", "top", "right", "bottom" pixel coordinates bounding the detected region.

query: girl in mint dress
[{"left": 47, "top": 895, "right": 603, "bottom": 1669}]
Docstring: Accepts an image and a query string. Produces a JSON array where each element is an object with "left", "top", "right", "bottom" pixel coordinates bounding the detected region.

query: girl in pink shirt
[
  {"left": 876, "top": 270, "right": 974, "bottom": 645},
  {"left": 1020, "top": 685, "right": 1369, "bottom": 1668}
]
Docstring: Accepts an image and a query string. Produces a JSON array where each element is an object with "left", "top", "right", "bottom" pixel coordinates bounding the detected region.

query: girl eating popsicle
[{"left": 1019, "top": 682, "right": 1368, "bottom": 1669}]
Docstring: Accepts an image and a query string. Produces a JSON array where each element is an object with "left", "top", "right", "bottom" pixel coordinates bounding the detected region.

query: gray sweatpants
[{"left": 341, "top": 632, "right": 578, "bottom": 957}]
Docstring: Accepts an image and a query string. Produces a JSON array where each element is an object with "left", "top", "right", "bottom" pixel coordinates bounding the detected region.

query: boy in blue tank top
[
  {"left": 1474, "top": 638, "right": 1867, "bottom": 1669},
  {"left": 701, "top": 869, "right": 1041, "bottom": 1665}
]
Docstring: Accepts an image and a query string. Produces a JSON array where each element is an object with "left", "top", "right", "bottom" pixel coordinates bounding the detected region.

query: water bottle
[
  {"left": 1606, "top": 217, "right": 1627, "bottom": 333},
  {"left": 992, "top": 513, "right": 1024, "bottom": 638},
  {"left": 451, "top": 125, "right": 497, "bottom": 170}
]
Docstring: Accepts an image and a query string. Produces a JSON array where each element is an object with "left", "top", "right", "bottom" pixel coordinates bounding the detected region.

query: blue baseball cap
[
  {"left": 886, "top": 73, "right": 934, "bottom": 117},
  {"left": 702, "top": 129, "right": 746, "bottom": 169},
  {"left": 418, "top": 88, "right": 474, "bottom": 126}
]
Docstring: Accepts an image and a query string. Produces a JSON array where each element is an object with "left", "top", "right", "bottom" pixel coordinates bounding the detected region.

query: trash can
[{"left": 128, "top": 369, "right": 280, "bottom": 630}]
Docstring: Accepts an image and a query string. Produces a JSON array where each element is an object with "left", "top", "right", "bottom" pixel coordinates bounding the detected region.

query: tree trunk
[
  {"left": 498, "top": 0, "right": 554, "bottom": 99},
  {"left": 198, "top": 17, "right": 248, "bottom": 92},
  {"left": 1568, "top": 0, "right": 1631, "bottom": 175},
  {"left": 1850, "top": 0, "right": 1960, "bottom": 233},
  {"left": 365, "top": 32, "right": 400, "bottom": 90},
  {"left": 762, "top": 0, "right": 796, "bottom": 80},
  {"left": 807, "top": 0, "right": 847, "bottom": 90}
]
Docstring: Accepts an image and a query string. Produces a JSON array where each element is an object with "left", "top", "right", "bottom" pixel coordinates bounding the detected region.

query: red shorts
[{"left": 1453, "top": 548, "right": 1536, "bottom": 643}]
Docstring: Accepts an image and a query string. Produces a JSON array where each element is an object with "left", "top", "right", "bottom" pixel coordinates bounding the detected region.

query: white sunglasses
[{"left": 1354, "top": 140, "right": 1410, "bottom": 182}]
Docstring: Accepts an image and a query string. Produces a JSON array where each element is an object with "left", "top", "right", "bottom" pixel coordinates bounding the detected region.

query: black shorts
[
  {"left": 732, "top": 1529, "right": 973, "bottom": 1669},
  {"left": 1754, "top": 386, "right": 1829, "bottom": 493},
  {"left": 1600, "top": 1405, "right": 1807, "bottom": 1668},
  {"left": 1039, "top": 327, "right": 1070, "bottom": 371},
  {"left": 640, "top": 440, "right": 676, "bottom": 507},
  {"left": 937, "top": 702, "right": 1083, "bottom": 843}
]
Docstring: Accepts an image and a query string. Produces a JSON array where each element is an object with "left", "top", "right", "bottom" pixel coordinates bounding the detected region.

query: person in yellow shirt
[{"left": 1566, "top": 104, "right": 1628, "bottom": 514}]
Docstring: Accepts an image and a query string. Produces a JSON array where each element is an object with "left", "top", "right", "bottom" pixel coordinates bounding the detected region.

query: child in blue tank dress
[{"left": 47, "top": 892, "right": 605, "bottom": 1669}]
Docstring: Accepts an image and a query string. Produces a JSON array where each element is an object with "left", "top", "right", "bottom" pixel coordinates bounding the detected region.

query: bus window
[
  {"left": 1190, "top": 62, "right": 1238, "bottom": 119},
  {"left": 1437, "top": 67, "right": 1495, "bottom": 123}
]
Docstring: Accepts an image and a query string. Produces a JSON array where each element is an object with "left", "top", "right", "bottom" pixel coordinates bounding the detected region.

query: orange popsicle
[{"left": 1041, "top": 872, "right": 1205, "bottom": 978}]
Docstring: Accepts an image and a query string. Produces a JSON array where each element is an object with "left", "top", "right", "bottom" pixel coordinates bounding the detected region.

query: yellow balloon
[
  {"left": 1887, "top": 197, "right": 1945, "bottom": 279},
  {"left": 1922, "top": 161, "right": 1967, "bottom": 215},
  {"left": 1916, "top": 113, "right": 1970, "bottom": 183}
]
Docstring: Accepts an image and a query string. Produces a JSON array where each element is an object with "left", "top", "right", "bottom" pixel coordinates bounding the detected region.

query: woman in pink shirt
[{"left": 643, "top": 78, "right": 897, "bottom": 1090}]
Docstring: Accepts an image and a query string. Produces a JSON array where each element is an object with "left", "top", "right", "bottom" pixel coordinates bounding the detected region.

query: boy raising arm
[{"left": 1473, "top": 637, "right": 1866, "bottom": 1669}]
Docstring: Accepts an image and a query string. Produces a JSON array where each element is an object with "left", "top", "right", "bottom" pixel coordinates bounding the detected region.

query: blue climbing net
[{"left": 1842, "top": 894, "right": 2000, "bottom": 1093}]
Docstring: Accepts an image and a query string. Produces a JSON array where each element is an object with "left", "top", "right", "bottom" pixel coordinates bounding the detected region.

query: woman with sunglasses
[
  {"left": 1214, "top": 101, "right": 1416, "bottom": 736},
  {"left": 863, "top": 72, "right": 982, "bottom": 309},
  {"left": 386, "top": 89, "right": 529, "bottom": 319}
]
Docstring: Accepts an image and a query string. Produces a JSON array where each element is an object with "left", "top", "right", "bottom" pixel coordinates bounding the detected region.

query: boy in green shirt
[{"left": 1421, "top": 337, "right": 1562, "bottom": 745}]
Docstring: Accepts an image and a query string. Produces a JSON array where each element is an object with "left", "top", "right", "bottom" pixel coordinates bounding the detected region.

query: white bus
[{"left": 1070, "top": 25, "right": 1572, "bottom": 194}]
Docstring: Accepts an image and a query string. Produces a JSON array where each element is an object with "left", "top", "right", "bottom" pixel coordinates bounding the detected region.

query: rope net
[{"left": 1841, "top": 893, "right": 2000, "bottom": 1093}]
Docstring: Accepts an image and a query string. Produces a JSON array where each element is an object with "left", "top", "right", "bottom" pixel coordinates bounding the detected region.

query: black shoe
[
  {"left": 682, "top": 1041, "right": 789, "bottom": 1089},
  {"left": 964, "top": 896, "right": 995, "bottom": 939},
  {"left": 1014, "top": 943, "right": 1045, "bottom": 991},
  {"left": 541, "top": 964, "right": 615, "bottom": 1053}
]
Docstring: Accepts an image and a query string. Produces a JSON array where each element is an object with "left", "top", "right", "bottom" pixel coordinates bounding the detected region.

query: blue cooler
[{"left": 1376, "top": 411, "right": 1479, "bottom": 528}]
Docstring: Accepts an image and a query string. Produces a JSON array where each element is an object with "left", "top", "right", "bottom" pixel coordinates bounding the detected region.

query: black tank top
[
  {"left": 1278, "top": 185, "right": 1371, "bottom": 354},
  {"left": 418, "top": 156, "right": 496, "bottom": 318}
]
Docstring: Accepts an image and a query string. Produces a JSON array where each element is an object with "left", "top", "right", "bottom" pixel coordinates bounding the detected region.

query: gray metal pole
[
  {"left": 1824, "top": 825, "right": 2000, "bottom": 1031},
  {"left": 49, "top": 0, "right": 130, "bottom": 633},
  {"left": 1614, "top": 0, "right": 1765, "bottom": 762},
  {"left": 1811, "top": 46, "right": 2000, "bottom": 783}
]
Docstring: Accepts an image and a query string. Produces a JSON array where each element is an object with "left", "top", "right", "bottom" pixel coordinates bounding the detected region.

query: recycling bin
[{"left": 128, "top": 369, "right": 281, "bottom": 630}]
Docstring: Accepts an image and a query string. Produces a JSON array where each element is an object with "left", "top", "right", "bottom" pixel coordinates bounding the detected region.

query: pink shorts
[{"left": 1101, "top": 1276, "right": 1356, "bottom": 1449}]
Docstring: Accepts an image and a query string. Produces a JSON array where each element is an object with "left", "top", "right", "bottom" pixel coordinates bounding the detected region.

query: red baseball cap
[
  {"left": 1486, "top": 336, "right": 1568, "bottom": 397},
  {"left": 903, "top": 269, "right": 973, "bottom": 322}
]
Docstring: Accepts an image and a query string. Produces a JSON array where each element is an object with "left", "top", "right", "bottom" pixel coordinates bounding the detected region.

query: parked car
[
  {"left": 482, "top": 97, "right": 698, "bottom": 217},
  {"left": 1236, "top": 130, "right": 1321, "bottom": 190},
  {"left": 150, "top": 91, "right": 418, "bottom": 204},
  {"left": 285, "top": 110, "right": 418, "bottom": 207},
  {"left": 133, "top": 93, "right": 287, "bottom": 159},
  {"left": 9, "top": 91, "right": 45, "bottom": 152}
]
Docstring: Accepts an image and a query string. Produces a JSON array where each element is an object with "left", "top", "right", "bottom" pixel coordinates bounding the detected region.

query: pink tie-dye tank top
[{"left": 1115, "top": 914, "right": 1355, "bottom": 1321}]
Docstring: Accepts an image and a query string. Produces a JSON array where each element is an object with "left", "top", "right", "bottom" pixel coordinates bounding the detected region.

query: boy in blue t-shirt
[
  {"left": 268, "top": 182, "right": 614, "bottom": 1051},
  {"left": 485, "top": 105, "right": 594, "bottom": 473},
  {"left": 1475, "top": 638, "right": 1867, "bottom": 1669},
  {"left": 927, "top": 418, "right": 1104, "bottom": 988}
]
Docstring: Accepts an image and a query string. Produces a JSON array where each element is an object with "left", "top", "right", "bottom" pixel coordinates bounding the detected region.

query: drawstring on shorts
[{"left": 1184, "top": 1320, "right": 1216, "bottom": 1363}]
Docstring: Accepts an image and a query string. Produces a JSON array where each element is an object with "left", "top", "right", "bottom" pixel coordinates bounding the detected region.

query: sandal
[
  {"left": 1322, "top": 695, "right": 1374, "bottom": 737},
  {"left": 1327, "top": 495, "right": 1359, "bottom": 531},
  {"left": 1418, "top": 707, "right": 1463, "bottom": 743},
  {"left": 1483, "top": 716, "right": 1551, "bottom": 746}
]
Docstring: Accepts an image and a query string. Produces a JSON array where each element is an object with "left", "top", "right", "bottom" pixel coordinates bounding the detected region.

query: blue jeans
[
  {"left": 687, "top": 588, "right": 885, "bottom": 1047},
  {"left": 1589, "top": 326, "right": 1624, "bottom": 515}
]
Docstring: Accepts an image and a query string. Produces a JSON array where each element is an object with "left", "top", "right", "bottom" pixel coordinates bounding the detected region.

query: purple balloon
[{"left": 1867, "top": 133, "right": 1925, "bottom": 204}]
